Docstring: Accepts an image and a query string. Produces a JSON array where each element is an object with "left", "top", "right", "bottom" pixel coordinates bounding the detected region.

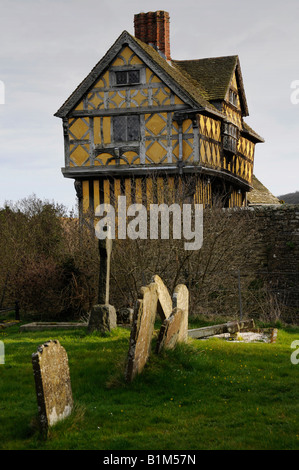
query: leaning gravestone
[
  {"left": 156, "top": 307, "right": 184, "bottom": 354},
  {"left": 151, "top": 274, "right": 172, "bottom": 321},
  {"left": 125, "top": 283, "right": 158, "bottom": 382},
  {"left": 173, "top": 284, "right": 189, "bottom": 343},
  {"left": 88, "top": 235, "right": 116, "bottom": 333},
  {"left": 32, "top": 340, "right": 73, "bottom": 436}
]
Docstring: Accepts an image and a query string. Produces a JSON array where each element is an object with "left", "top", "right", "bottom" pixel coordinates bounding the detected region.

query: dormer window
[
  {"left": 115, "top": 70, "right": 140, "bottom": 85},
  {"left": 229, "top": 89, "right": 238, "bottom": 107}
]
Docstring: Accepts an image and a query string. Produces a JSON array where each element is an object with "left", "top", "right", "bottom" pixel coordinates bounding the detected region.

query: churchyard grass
[{"left": 0, "top": 320, "right": 298, "bottom": 450}]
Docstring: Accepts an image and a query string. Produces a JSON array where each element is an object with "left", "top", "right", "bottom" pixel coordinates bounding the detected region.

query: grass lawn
[{"left": 0, "top": 319, "right": 298, "bottom": 450}]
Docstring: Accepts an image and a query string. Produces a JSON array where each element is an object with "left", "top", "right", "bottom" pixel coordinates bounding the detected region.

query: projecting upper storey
[{"left": 55, "top": 10, "right": 264, "bottom": 190}]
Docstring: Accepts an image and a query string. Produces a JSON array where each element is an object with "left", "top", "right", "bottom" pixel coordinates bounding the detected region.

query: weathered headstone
[
  {"left": 173, "top": 284, "right": 189, "bottom": 343},
  {"left": 151, "top": 274, "right": 172, "bottom": 321},
  {"left": 88, "top": 304, "right": 117, "bottom": 333},
  {"left": 117, "top": 307, "right": 134, "bottom": 325},
  {"left": 32, "top": 340, "right": 73, "bottom": 435},
  {"left": 88, "top": 235, "right": 116, "bottom": 333},
  {"left": 125, "top": 283, "right": 158, "bottom": 382},
  {"left": 156, "top": 307, "right": 184, "bottom": 354}
]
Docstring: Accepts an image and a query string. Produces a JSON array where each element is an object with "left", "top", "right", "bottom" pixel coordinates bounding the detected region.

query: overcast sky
[{"left": 0, "top": 0, "right": 298, "bottom": 212}]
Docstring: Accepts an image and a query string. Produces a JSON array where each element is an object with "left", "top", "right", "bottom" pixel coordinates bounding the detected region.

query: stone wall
[{"left": 248, "top": 204, "right": 299, "bottom": 314}]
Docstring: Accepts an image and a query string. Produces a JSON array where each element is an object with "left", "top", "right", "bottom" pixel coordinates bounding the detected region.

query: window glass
[
  {"left": 128, "top": 70, "right": 140, "bottom": 84},
  {"left": 127, "top": 115, "right": 139, "bottom": 140},
  {"left": 113, "top": 115, "right": 139, "bottom": 142},
  {"left": 116, "top": 71, "right": 127, "bottom": 85},
  {"left": 113, "top": 116, "right": 127, "bottom": 141},
  {"left": 115, "top": 70, "right": 140, "bottom": 85}
]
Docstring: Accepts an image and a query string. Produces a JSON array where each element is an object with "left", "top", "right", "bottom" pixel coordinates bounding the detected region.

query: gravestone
[
  {"left": 117, "top": 307, "right": 134, "bottom": 325},
  {"left": 125, "top": 283, "right": 158, "bottom": 382},
  {"left": 151, "top": 274, "right": 172, "bottom": 321},
  {"left": 32, "top": 340, "right": 73, "bottom": 435},
  {"left": 173, "top": 284, "right": 189, "bottom": 342},
  {"left": 88, "top": 235, "right": 116, "bottom": 333},
  {"left": 156, "top": 307, "right": 184, "bottom": 353}
]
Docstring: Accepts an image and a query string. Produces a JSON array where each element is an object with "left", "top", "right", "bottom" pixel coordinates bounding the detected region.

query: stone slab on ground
[
  {"left": 205, "top": 327, "right": 278, "bottom": 343},
  {"left": 125, "top": 283, "right": 158, "bottom": 382},
  {"left": 32, "top": 340, "right": 73, "bottom": 435},
  {"left": 20, "top": 322, "right": 88, "bottom": 332},
  {"left": 188, "top": 319, "right": 255, "bottom": 339},
  {"left": 0, "top": 320, "right": 20, "bottom": 329}
]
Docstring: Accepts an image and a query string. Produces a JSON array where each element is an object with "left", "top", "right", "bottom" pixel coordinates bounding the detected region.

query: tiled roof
[
  {"left": 172, "top": 56, "right": 238, "bottom": 101},
  {"left": 248, "top": 175, "right": 280, "bottom": 205},
  {"left": 131, "top": 33, "right": 219, "bottom": 113},
  {"left": 172, "top": 55, "right": 249, "bottom": 117}
]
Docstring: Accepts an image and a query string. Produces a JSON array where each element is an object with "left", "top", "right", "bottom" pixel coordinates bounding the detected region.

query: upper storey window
[
  {"left": 115, "top": 70, "right": 140, "bottom": 85},
  {"left": 223, "top": 122, "right": 239, "bottom": 154},
  {"left": 229, "top": 89, "right": 238, "bottom": 107},
  {"left": 113, "top": 115, "right": 140, "bottom": 142}
]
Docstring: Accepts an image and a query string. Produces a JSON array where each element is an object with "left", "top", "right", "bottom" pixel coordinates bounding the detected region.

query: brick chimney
[{"left": 134, "top": 11, "right": 171, "bottom": 61}]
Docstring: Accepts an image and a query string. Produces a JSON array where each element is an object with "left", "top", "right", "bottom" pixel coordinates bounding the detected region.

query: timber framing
[{"left": 55, "top": 10, "right": 264, "bottom": 212}]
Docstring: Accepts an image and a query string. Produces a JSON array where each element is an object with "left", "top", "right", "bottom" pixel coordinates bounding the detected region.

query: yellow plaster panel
[
  {"left": 114, "top": 179, "right": 121, "bottom": 202},
  {"left": 94, "top": 71, "right": 109, "bottom": 89},
  {"left": 94, "top": 153, "right": 112, "bottom": 166},
  {"left": 82, "top": 181, "right": 89, "bottom": 212},
  {"left": 146, "top": 141, "right": 167, "bottom": 163},
  {"left": 123, "top": 151, "right": 139, "bottom": 165},
  {"left": 182, "top": 119, "right": 193, "bottom": 133},
  {"left": 145, "top": 113, "right": 167, "bottom": 135},
  {"left": 112, "top": 46, "right": 134, "bottom": 66},
  {"left": 183, "top": 138, "right": 193, "bottom": 160},
  {"left": 146, "top": 178, "right": 153, "bottom": 208},
  {"left": 130, "top": 89, "right": 148, "bottom": 107},
  {"left": 94, "top": 117, "right": 101, "bottom": 145},
  {"left": 69, "top": 118, "right": 89, "bottom": 140},
  {"left": 174, "top": 95, "right": 184, "bottom": 105},
  {"left": 135, "top": 178, "right": 143, "bottom": 204},
  {"left": 172, "top": 121, "right": 179, "bottom": 135},
  {"left": 87, "top": 91, "right": 104, "bottom": 109},
  {"left": 153, "top": 87, "right": 171, "bottom": 105},
  {"left": 125, "top": 178, "right": 132, "bottom": 206},
  {"left": 103, "top": 117, "right": 111, "bottom": 144},
  {"left": 108, "top": 91, "right": 126, "bottom": 109},
  {"left": 146, "top": 68, "right": 161, "bottom": 83},
  {"left": 94, "top": 180, "right": 100, "bottom": 210},
  {"left": 74, "top": 100, "right": 84, "bottom": 111},
  {"left": 231, "top": 73, "right": 238, "bottom": 90},
  {"left": 129, "top": 54, "right": 143, "bottom": 65},
  {"left": 70, "top": 144, "right": 90, "bottom": 166},
  {"left": 103, "top": 179, "right": 110, "bottom": 205}
]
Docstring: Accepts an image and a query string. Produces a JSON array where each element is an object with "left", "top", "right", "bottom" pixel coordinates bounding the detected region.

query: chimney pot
[{"left": 134, "top": 10, "right": 171, "bottom": 61}]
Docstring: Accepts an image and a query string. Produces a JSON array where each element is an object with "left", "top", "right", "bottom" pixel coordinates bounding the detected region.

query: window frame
[
  {"left": 228, "top": 89, "right": 238, "bottom": 108},
  {"left": 222, "top": 122, "right": 239, "bottom": 154},
  {"left": 110, "top": 66, "right": 145, "bottom": 87},
  {"left": 112, "top": 115, "right": 140, "bottom": 143},
  {"left": 115, "top": 70, "right": 140, "bottom": 86}
]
